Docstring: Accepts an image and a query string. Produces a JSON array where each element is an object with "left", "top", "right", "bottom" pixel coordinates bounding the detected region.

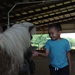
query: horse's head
[
  {"left": 12, "top": 22, "right": 36, "bottom": 39},
  {"left": 0, "top": 22, "right": 36, "bottom": 75},
  {"left": 21, "top": 22, "right": 36, "bottom": 39}
]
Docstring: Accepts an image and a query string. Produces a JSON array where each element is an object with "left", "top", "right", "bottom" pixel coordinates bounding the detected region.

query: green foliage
[
  {"left": 31, "top": 34, "right": 75, "bottom": 50},
  {"left": 31, "top": 34, "right": 50, "bottom": 50}
]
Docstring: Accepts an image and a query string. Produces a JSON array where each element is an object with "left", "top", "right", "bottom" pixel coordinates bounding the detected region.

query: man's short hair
[{"left": 48, "top": 23, "right": 62, "bottom": 31}]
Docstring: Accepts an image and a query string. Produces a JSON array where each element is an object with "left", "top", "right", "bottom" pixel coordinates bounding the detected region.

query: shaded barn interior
[{"left": 0, "top": 0, "right": 75, "bottom": 75}]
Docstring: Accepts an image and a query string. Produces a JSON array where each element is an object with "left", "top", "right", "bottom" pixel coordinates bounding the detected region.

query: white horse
[{"left": 0, "top": 22, "right": 36, "bottom": 75}]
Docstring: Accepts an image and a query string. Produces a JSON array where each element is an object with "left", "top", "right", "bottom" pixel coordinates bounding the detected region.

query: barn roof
[{"left": 0, "top": 0, "right": 75, "bottom": 32}]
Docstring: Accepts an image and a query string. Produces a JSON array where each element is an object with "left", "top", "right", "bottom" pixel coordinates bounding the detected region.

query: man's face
[{"left": 48, "top": 27, "right": 61, "bottom": 40}]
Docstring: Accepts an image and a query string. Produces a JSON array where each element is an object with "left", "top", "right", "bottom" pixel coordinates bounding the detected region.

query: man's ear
[
  {"left": 29, "top": 26, "right": 34, "bottom": 32},
  {"left": 58, "top": 31, "right": 62, "bottom": 34}
]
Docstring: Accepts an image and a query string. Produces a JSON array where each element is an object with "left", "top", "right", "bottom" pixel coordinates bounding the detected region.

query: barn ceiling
[{"left": 0, "top": 0, "right": 75, "bottom": 31}]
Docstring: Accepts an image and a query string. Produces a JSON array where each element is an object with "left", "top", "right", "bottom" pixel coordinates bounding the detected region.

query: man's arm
[
  {"left": 32, "top": 50, "right": 49, "bottom": 57},
  {"left": 38, "top": 49, "right": 49, "bottom": 57},
  {"left": 67, "top": 51, "right": 71, "bottom": 73}
]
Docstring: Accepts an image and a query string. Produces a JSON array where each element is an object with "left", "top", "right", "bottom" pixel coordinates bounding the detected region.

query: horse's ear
[{"left": 29, "top": 26, "right": 35, "bottom": 32}]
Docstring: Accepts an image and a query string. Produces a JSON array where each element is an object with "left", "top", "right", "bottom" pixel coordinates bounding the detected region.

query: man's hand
[{"left": 32, "top": 51, "right": 38, "bottom": 57}]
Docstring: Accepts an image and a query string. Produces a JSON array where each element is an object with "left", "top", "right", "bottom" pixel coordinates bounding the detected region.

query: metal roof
[{"left": 0, "top": 0, "right": 75, "bottom": 31}]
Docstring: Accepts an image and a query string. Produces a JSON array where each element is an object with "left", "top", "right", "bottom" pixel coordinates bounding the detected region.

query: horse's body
[{"left": 0, "top": 22, "right": 36, "bottom": 75}]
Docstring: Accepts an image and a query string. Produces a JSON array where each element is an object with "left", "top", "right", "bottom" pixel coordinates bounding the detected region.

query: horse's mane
[{"left": 0, "top": 22, "right": 36, "bottom": 67}]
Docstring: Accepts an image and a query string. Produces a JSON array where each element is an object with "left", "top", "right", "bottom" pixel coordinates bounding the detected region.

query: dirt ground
[{"left": 33, "top": 51, "right": 75, "bottom": 75}]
